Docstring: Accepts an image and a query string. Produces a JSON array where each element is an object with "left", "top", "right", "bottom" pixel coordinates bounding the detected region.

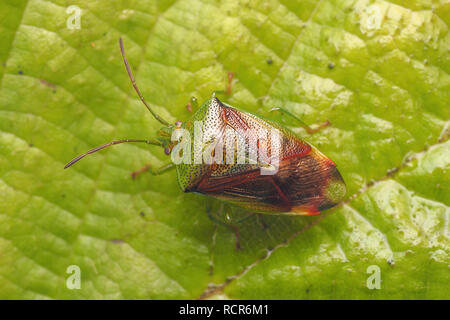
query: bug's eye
[
  {"left": 175, "top": 120, "right": 182, "bottom": 128},
  {"left": 164, "top": 147, "right": 171, "bottom": 155}
]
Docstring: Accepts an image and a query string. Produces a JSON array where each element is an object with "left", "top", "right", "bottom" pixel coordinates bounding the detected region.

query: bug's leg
[
  {"left": 131, "top": 162, "right": 175, "bottom": 179},
  {"left": 186, "top": 96, "right": 198, "bottom": 113},
  {"left": 270, "top": 107, "right": 330, "bottom": 134},
  {"left": 210, "top": 71, "right": 235, "bottom": 98},
  {"left": 206, "top": 200, "right": 242, "bottom": 250},
  {"left": 257, "top": 214, "right": 268, "bottom": 230},
  {"left": 131, "top": 164, "right": 151, "bottom": 179},
  {"left": 226, "top": 72, "right": 234, "bottom": 95},
  {"left": 230, "top": 225, "right": 241, "bottom": 250}
]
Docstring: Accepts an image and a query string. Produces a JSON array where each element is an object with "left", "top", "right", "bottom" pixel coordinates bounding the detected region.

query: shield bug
[{"left": 65, "top": 38, "right": 346, "bottom": 218}]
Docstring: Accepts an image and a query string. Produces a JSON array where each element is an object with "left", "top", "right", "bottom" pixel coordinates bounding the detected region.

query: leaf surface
[{"left": 0, "top": 0, "right": 448, "bottom": 299}]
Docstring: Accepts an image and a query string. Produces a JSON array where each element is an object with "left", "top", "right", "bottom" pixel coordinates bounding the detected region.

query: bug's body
[
  {"left": 65, "top": 38, "right": 346, "bottom": 220},
  {"left": 175, "top": 97, "right": 346, "bottom": 215}
]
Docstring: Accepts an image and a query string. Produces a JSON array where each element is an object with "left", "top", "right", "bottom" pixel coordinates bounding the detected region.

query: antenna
[
  {"left": 119, "top": 38, "right": 170, "bottom": 126},
  {"left": 64, "top": 39, "right": 173, "bottom": 169},
  {"left": 64, "top": 139, "right": 161, "bottom": 169}
]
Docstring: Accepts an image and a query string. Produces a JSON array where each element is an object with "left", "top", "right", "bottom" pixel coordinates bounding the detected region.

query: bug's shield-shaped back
[{"left": 175, "top": 98, "right": 346, "bottom": 215}]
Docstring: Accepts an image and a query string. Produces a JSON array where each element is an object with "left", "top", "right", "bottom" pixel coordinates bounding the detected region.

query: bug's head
[{"left": 155, "top": 120, "right": 184, "bottom": 156}]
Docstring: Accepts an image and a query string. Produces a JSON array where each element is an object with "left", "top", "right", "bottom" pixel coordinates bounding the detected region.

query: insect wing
[{"left": 189, "top": 99, "right": 346, "bottom": 215}]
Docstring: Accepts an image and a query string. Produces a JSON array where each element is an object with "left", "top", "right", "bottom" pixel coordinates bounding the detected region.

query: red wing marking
[
  {"left": 223, "top": 107, "right": 251, "bottom": 131},
  {"left": 268, "top": 177, "right": 291, "bottom": 207},
  {"left": 221, "top": 106, "right": 265, "bottom": 156},
  {"left": 196, "top": 169, "right": 262, "bottom": 193},
  {"left": 224, "top": 105, "right": 313, "bottom": 164},
  {"left": 281, "top": 148, "right": 312, "bottom": 161},
  {"left": 291, "top": 206, "right": 321, "bottom": 215},
  {"left": 196, "top": 168, "right": 293, "bottom": 209},
  {"left": 325, "top": 157, "right": 336, "bottom": 167}
]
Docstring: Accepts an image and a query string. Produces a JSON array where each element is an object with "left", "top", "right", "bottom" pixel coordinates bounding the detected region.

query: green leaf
[{"left": 0, "top": 0, "right": 448, "bottom": 299}]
